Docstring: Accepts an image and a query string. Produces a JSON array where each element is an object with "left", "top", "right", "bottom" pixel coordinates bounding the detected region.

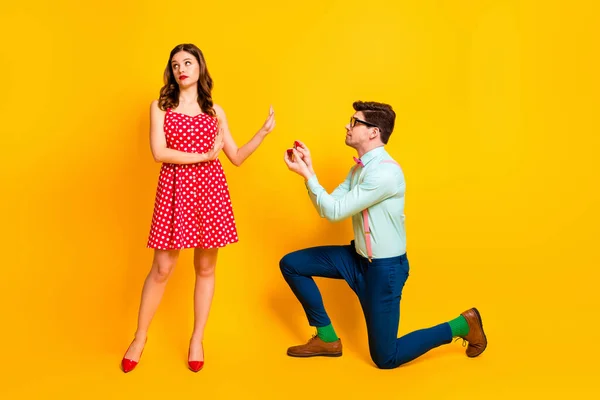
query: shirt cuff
[{"left": 305, "top": 174, "right": 321, "bottom": 193}]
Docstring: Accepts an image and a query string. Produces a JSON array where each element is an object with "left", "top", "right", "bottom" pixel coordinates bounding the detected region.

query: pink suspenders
[{"left": 351, "top": 159, "right": 400, "bottom": 262}]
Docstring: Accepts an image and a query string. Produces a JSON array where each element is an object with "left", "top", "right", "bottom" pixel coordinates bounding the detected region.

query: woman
[{"left": 122, "top": 43, "right": 275, "bottom": 373}]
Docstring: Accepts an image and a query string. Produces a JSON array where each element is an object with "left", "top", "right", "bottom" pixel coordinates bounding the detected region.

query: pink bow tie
[{"left": 353, "top": 156, "right": 364, "bottom": 167}]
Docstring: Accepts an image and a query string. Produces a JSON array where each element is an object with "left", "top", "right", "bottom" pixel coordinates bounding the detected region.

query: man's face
[{"left": 345, "top": 111, "right": 378, "bottom": 148}]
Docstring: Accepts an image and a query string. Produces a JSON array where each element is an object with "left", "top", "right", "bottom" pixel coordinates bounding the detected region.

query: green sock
[
  {"left": 316, "top": 324, "right": 339, "bottom": 342},
  {"left": 448, "top": 315, "right": 470, "bottom": 337}
]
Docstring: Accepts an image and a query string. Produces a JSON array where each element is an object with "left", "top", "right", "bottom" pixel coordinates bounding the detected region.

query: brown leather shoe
[
  {"left": 460, "top": 308, "right": 488, "bottom": 357},
  {"left": 287, "top": 335, "right": 342, "bottom": 358}
]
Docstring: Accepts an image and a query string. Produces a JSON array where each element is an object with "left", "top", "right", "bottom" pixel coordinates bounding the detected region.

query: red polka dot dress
[{"left": 147, "top": 109, "right": 239, "bottom": 250}]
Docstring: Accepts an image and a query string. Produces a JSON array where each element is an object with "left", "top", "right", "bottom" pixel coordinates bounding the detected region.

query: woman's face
[{"left": 171, "top": 51, "right": 200, "bottom": 88}]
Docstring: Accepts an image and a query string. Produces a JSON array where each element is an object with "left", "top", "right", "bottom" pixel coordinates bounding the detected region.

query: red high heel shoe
[
  {"left": 122, "top": 338, "right": 146, "bottom": 373},
  {"left": 188, "top": 342, "right": 204, "bottom": 372}
]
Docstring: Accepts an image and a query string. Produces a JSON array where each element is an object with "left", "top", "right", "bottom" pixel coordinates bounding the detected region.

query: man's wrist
[{"left": 303, "top": 170, "right": 316, "bottom": 182}]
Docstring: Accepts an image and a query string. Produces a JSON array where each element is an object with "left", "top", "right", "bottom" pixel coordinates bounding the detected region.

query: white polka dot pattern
[{"left": 147, "top": 109, "right": 239, "bottom": 250}]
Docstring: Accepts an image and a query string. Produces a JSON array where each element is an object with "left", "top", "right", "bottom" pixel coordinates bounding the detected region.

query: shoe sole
[
  {"left": 287, "top": 351, "right": 342, "bottom": 358},
  {"left": 468, "top": 307, "right": 488, "bottom": 358}
]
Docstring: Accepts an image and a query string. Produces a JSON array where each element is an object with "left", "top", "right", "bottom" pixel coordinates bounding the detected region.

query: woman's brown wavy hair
[{"left": 158, "top": 44, "right": 215, "bottom": 117}]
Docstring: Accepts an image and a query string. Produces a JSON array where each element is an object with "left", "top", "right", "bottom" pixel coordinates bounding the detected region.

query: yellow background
[{"left": 1, "top": 0, "right": 598, "bottom": 398}]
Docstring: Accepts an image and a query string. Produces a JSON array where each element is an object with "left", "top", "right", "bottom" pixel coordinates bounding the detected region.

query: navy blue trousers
[{"left": 280, "top": 242, "right": 452, "bottom": 369}]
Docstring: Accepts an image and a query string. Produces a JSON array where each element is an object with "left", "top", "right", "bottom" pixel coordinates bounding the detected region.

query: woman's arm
[
  {"left": 149, "top": 100, "right": 223, "bottom": 164},
  {"left": 216, "top": 104, "right": 275, "bottom": 167}
]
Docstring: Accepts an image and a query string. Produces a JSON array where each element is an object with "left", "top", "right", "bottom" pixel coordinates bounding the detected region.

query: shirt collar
[{"left": 355, "top": 146, "right": 385, "bottom": 167}]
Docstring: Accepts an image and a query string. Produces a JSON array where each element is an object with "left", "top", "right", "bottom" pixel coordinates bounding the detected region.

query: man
[{"left": 281, "top": 101, "right": 487, "bottom": 369}]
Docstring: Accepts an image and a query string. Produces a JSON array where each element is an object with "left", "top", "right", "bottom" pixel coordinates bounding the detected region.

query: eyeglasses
[{"left": 350, "top": 116, "right": 378, "bottom": 128}]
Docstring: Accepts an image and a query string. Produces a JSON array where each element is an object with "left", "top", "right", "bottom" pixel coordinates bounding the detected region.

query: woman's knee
[
  {"left": 152, "top": 251, "right": 178, "bottom": 282},
  {"left": 153, "top": 261, "right": 175, "bottom": 282},
  {"left": 193, "top": 248, "right": 218, "bottom": 277},
  {"left": 194, "top": 259, "right": 216, "bottom": 277}
]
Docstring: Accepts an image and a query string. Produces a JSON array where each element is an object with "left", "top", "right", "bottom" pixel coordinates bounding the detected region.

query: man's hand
[
  {"left": 284, "top": 148, "right": 314, "bottom": 181},
  {"left": 293, "top": 140, "right": 315, "bottom": 175}
]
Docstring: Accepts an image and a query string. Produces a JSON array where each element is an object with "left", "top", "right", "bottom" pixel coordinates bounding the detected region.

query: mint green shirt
[{"left": 305, "top": 146, "right": 406, "bottom": 259}]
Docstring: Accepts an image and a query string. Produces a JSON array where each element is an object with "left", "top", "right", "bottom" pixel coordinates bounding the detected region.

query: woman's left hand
[{"left": 259, "top": 105, "right": 276, "bottom": 136}]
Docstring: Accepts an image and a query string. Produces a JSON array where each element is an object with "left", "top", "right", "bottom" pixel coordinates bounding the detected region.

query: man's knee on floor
[{"left": 371, "top": 351, "right": 397, "bottom": 370}]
